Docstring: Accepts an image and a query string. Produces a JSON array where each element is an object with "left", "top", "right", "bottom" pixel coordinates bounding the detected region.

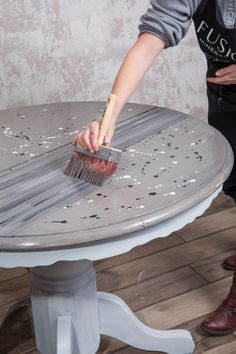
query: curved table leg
[
  {"left": 30, "top": 260, "right": 194, "bottom": 354},
  {"left": 57, "top": 316, "right": 72, "bottom": 354},
  {"left": 98, "top": 292, "right": 195, "bottom": 354}
]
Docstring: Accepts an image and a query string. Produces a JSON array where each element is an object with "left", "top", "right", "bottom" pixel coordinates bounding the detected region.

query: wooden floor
[{"left": 1, "top": 192, "right": 236, "bottom": 354}]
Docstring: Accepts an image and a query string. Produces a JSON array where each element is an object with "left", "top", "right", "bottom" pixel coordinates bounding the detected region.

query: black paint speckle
[
  {"left": 52, "top": 220, "right": 68, "bottom": 224},
  {"left": 14, "top": 133, "right": 30, "bottom": 142}
]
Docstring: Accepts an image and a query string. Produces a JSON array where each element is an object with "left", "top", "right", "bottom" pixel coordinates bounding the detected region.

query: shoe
[
  {"left": 223, "top": 255, "right": 236, "bottom": 271},
  {"left": 201, "top": 272, "right": 236, "bottom": 335},
  {"left": 0, "top": 298, "right": 34, "bottom": 353}
]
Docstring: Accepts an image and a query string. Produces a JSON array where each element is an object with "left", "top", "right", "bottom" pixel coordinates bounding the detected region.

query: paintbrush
[{"left": 64, "top": 93, "right": 122, "bottom": 186}]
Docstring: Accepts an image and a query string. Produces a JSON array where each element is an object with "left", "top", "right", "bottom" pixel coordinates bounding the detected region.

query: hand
[
  {"left": 72, "top": 119, "right": 116, "bottom": 153},
  {"left": 207, "top": 64, "right": 236, "bottom": 85}
]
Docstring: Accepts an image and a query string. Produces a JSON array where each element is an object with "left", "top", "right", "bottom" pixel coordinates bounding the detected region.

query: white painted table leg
[
  {"left": 30, "top": 260, "right": 100, "bottom": 354},
  {"left": 98, "top": 292, "right": 195, "bottom": 354},
  {"left": 30, "top": 260, "right": 194, "bottom": 354},
  {"left": 57, "top": 316, "right": 72, "bottom": 354}
]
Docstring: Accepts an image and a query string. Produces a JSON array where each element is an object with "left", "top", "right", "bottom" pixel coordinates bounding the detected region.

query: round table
[{"left": 0, "top": 102, "right": 233, "bottom": 354}]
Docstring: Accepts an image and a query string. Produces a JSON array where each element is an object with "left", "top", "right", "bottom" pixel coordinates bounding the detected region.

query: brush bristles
[{"left": 64, "top": 151, "right": 118, "bottom": 186}]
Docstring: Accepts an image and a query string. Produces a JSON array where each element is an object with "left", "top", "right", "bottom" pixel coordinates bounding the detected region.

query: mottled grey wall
[{"left": 0, "top": 1, "right": 208, "bottom": 119}]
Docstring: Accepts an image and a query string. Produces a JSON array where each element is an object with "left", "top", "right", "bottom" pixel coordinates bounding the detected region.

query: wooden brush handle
[{"left": 98, "top": 93, "right": 117, "bottom": 146}]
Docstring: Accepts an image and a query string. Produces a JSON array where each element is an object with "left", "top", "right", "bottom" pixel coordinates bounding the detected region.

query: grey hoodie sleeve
[{"left": 139, "top": 0, "right": 201, "bottom": 47}]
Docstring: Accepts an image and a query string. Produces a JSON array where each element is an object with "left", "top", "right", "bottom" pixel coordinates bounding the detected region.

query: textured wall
[{"left": 0, "top": 0, "right": 208, "bottom": 119}]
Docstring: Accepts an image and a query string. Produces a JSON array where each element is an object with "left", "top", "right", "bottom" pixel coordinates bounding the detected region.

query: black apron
[{"left": 193, "top": 0, "right": 236, "bottom": 200}]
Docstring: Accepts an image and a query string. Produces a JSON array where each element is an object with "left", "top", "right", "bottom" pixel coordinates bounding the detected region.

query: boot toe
[
  {"left": 223, "top": 255, "right": 236, "bottom": 271},
  {"left": 201, "top": 309, "right": 236, "bottom": 335}
]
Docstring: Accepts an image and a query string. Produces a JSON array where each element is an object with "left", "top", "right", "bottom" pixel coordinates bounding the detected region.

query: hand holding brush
[
  {"left": 73, "top": 97, "right": 117, "bottom": 153},
  {"left": 64, "top": 94, "right": 122, "bottom": 186}
]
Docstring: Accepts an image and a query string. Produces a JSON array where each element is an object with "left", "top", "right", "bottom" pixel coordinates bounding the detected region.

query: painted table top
[{"left": 0, "top": 102, "right": 233, "bottom": 251}]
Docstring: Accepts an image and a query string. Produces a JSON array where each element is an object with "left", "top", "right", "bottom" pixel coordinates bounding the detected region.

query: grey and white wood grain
[{"left": 0, "top": 102, "right": 233, "bottom": 251}]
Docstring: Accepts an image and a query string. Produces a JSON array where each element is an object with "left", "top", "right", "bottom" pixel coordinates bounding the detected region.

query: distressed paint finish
[
  {"left": 0, "top": 102, "right": 232, "bottom": 251},
  {"left": 0, "top": 1, "right": 207, "bottom": 118}
]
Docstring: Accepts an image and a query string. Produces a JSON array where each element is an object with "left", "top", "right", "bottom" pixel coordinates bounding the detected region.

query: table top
[{"left": 0, "top": 102, "right": 233, "bottom": 252}]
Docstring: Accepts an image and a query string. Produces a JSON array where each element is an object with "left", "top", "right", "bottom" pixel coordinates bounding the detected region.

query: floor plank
[
  {"left": 137, "top": 276, "right": 233, "bottom": 330},
  {"left": 199, "top": 340, "right": 236, "bottom": 354},
  {"left": 115, "top": 267, "right": 207, "bottom": 312},
  {"left": 0, "top": 268, "right": 28, "bottom": 283},
  {"left": 201, "top": 192, "right": 235, "bottom": 216},
  {"left": 0, "top": 274, "right": 30, "bottom": 307},
  {"left": 175, "top": 207, "right": 236, "bottom": 242},
  {"left": 95, "top": 233, "right": 183, "bottom": 272},
  {"left": 7, "top": 339, "right": 37, "bottom": 354},
  {"left": 191, "top": 250, "right": 236, "bottom": 282},
  {"left": 96, "top": 228, "right": 236, "bottom": 292}
]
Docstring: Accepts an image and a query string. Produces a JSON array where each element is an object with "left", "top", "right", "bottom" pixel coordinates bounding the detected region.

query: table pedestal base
[{"left": 30, "top": 260, "right": 195, "bottom": 354}]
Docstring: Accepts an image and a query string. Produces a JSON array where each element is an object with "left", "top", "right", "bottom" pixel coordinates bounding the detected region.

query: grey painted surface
[
  {"left": 0, "top": 1, "right": 207, "bottom": 118},
  {"left": 0, "top": 102, "right": 233, "bottom": 251}
]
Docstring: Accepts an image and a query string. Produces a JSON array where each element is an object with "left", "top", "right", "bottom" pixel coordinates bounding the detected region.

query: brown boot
[
  {"left": 201, "top": 272, "right": 236, "bottom": 335},
  {"left": 223, "top": 254, "right": 236, "bottom": 271}
]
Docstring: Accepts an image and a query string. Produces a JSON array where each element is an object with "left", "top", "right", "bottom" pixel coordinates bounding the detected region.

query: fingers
[
  {"left": 215, "top": 64, "right": 236, "bottom": 77},
  {"left": 73, "top": 116, "right": 116, "bottom": 152},
  {"left": 103, "top": 123, "right": 115, "bottom": 145},
  {"left": 73, "top": 131, "right": 87, "bottom": 149},
  {"left": 207, "top": 76, "right": 236, "bottom": 85},
  {"left": 207, "top": 64, "right": 236, "bottom": 85},
  {"left": 88, "top": 121, "right": 100, "bottom": 151},
  {"left": 73, "top": 121, "right": 100, "bottom": 153},
  {"left": 207, "top": 74, "right": 236, "bottom": 85},
  {"left": 83, "top": 127, "right": 94, "bottom": 152}
]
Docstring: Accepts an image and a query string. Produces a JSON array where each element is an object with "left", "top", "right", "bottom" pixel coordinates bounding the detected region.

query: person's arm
[
  {"left": 75, "top": 0, "right": 198, "bottom": 152},
  {"left": 74, "top": 33, "right": 165, "bottom": 152},
  {"left": 108, "top": 34, "right": 165, "bottom": 141}
]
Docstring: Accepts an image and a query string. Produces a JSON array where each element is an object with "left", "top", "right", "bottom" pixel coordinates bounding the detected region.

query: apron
[{"left": 193, "top": 0, "right": 236, "bottom": 199}]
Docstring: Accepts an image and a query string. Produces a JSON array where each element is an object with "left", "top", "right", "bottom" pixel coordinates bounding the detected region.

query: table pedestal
[{"left": 30, "top": 260, "right": 195, "bottom": 354}]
